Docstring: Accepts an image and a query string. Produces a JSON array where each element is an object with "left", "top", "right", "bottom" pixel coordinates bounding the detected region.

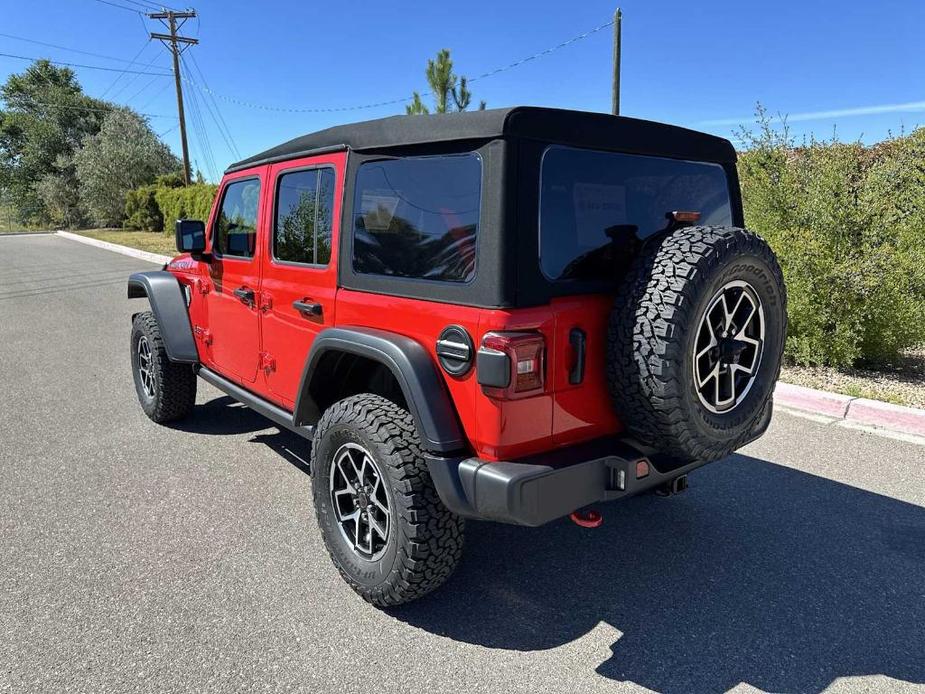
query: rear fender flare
[
  {"left": 294, "top": 327, "right": 467, "bottom": 455},
  {"left": 127, "top": 271, "right": 198, "bottom": 363}
]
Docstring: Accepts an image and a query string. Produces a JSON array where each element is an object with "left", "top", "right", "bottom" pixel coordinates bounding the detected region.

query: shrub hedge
[
  {"left": 124, "top": 180, "right": 217, "bottom": 232},
  {"left": 738, "top": 109, "right": 925, "bottom": 367}
]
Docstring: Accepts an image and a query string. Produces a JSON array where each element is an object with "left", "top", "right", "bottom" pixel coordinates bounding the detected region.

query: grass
[{"left": 74, "top": 228, "right": 177, "bottom": 256}]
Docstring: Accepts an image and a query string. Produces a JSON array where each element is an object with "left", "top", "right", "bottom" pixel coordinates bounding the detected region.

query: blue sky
[{"left": 2, "top": 0, "right": 923, "bottom": 181}]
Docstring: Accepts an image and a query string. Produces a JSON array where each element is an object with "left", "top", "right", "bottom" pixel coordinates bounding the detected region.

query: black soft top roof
[{"left": 226, "top": 106, "right": 736, "bottom": 173}]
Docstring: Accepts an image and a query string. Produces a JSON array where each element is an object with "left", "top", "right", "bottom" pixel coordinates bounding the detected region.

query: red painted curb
[
  {"left": 845, "top": 398, "right": 925, "bottom": 437},
  {"left": 774, "top": 382, "right": 854, "bottom": 418}
]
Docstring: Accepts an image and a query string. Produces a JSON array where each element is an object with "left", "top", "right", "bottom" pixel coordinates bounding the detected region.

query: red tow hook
[{"left": 569, "top": 509, "right": 603, "bottom": 528}]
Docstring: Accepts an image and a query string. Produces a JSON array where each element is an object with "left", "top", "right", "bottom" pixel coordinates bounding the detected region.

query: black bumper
[{"left": 426, "top": 438, "right": 711, "bottom": 527}]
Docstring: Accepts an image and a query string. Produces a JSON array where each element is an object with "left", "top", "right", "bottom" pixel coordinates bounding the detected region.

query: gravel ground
[{"left": 781, "top": 348, "right": 925, "bottom": 409}]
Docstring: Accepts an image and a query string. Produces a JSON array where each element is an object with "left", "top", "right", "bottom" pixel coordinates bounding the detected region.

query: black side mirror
[{"left": 175, "top": 219, "right": 206, "bottom": 255}]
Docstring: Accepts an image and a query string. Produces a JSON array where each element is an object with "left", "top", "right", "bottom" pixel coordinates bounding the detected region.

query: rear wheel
[
  {"left": 311, "top": 394, "right": 464, "bottom": 606},
  {"left": 130, "top": 311, "right": 196, "bottom": 423},
  {"left": 607, "top": 225, "right": 787, "bottom": 463}
]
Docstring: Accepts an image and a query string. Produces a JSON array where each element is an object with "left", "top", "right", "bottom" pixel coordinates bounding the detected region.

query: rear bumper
[{"left": 425, "top": 438, "right": 711, "bottom": 527}]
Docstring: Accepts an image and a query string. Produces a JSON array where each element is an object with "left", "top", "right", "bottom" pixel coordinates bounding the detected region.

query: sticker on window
[
  {"left": 572, "top": 182, "right": 627, "bottom": 247},
  {"left": 360, "top": 192, "right": 401, "bottom": 232}
]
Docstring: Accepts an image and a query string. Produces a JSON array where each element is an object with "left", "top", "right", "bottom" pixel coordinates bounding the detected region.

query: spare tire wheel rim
[
  {"left": 329, "top": 442, "right": 391, "bottom": 561},
  {"left": 693, "top": 279, "right": 765, "bottom": 414}
]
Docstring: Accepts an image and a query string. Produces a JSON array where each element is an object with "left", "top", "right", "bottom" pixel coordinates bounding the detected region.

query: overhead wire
[
  {"left": 0, "top": 50, "right": 170, "bottom": 77},
  {"left": 184, "top": 52, "right": 240, "bottom": 159},
  {"left": 181, "top": 17, "right": 616, "bottom": 114}
]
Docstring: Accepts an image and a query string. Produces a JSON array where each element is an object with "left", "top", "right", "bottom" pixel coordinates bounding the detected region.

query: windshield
[{"left": 539, "top": 146, "right": 733, "bottom": 282}]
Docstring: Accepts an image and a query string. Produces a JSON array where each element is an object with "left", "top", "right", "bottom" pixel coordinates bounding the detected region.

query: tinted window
[
  {"left": 352, "top": 153, "right": 481, "bottom": 283},
  {"left": 540, "top": 146, "right": 733, "bottom": 282},
  {"left": 215, "top": 178, "right": 260, "bottom": 258},
  {"left": 274, "top": 168, "right": 336, "bottom": 265}
]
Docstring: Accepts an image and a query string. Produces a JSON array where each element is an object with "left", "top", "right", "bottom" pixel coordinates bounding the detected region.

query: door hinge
[
  {"left": 259, "top": 292, "right": 273, "bottom": 312},
  {"left": 193, "top": 326, "right": 213, "bottom": 345},
  {"left": 195, "top": 278, "right": 211, "bottom": 295},
  {"left": 259, "top": 352, "right": 276, "bottom": 373}
]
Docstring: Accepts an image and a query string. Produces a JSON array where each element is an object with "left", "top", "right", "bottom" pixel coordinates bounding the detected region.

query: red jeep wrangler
[{"left": 128, "top": 107, "right": 786, "bottom": 606}]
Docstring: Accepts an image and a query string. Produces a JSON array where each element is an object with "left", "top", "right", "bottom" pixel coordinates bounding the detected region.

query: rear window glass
[
  {"left": 214, "top": 178, "right": 260, "bottom": 259},
  {"left": 274, "top": 167, "right": 336, "bottom": 266},
  {"left": 351, "top": 153, "right": 481, "bottom": 283},
  {"left": 539, "top": 146, "right": 732, "bottom": 282}
]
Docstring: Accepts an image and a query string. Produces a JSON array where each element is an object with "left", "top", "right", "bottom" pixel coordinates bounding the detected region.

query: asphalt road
[{"left": 1, "top": 234, "right": 923, "bottom": 694}]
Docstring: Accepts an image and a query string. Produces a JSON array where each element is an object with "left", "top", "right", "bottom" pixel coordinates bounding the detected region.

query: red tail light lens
[{"left": 479, "top": 332, "right": 545, "bottom": 399}]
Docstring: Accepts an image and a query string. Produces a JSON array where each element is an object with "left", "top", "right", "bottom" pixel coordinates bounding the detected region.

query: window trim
[
  {"left": 537, "top": 144, "right": 733, "bottom": 283},
  {"left": 211, "top": 175, "right": 262, "bottom": 262},
  {"left": 349, "top": 151, "right": 483, "bottom": 286},
  {"left": 269, "top": 163, "right": 338, "bottom": 270}
]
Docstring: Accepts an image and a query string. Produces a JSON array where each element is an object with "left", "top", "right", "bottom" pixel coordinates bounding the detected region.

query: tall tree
[
  {"left": 73, "top": 109, "right": 180, "bottom": 227},
  {"left": 406, "top": 49, "right": 486, "bottom": 115},
  {"left": 0, "top": 60, "right": 111, "bottom": 224}
]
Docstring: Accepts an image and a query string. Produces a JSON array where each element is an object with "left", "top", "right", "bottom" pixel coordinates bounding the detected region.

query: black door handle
[
  {"left": 569, "top": 327, "right": 586, "bottom": 385},
  {"left": 233, "top": 286, "right": 255, "bottom": 305},
  {"left": 293, "top": 299, "right": 323, "bottom": 318}
]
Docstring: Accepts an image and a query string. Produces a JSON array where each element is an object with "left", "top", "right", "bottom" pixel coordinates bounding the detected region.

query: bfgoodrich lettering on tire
[
  {"left": 607, "top": 225, "right": 787, "bottom": 464},
  {"left": 311, "top": 394, "right": 464, "bottom": 607}
]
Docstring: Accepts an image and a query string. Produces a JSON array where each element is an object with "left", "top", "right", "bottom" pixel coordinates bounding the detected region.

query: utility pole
[
  {"left": 150, "top": 9, "right": 198, "bottom": 185},
  {"left": 611, "top": 7, "right": 622, "bottom": 116}
]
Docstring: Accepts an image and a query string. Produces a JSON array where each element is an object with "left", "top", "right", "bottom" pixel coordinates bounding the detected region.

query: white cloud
[{"left": 700, "top": 100, "right": 925, "bottom": 126}]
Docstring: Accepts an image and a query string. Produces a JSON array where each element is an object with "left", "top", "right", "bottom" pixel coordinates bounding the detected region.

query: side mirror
[{"left": 175, "top": 219, "right": 206, "bottom": 255}]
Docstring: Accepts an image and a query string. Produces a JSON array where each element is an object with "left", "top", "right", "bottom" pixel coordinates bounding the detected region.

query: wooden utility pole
[
  {"left": 150, "top": 10, "right": 198, "bottom": 185},
  {"left": 611, "top": 8, "right": 622, "bottom": 115}
]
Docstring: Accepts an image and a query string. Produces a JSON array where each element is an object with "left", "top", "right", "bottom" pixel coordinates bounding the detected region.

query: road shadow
[
  {"left": 172, "top": 395, "right": 312, "bottom": 476},
  {"left": 389, "top": 454, "right": 925, "bottom": 693}
]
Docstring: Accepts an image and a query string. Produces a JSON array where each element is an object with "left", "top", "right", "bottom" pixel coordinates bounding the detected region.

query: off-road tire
[
  {"left": 607, "top": 225, "right": 787, "bottom": 464},
  {"left": 130, "top": 311, "right": 197, "bottom": 423},
  {"left": 311, "top": 394, "right": 464, "bottom": 607}
]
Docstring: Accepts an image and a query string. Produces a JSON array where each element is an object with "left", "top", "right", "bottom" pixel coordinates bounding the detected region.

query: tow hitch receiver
[
  {"left": 569, "top": 508, "right": 603, "bottom": 528},
  {"left": 656, "top": 474, "right": 689, "bottom": 497}
]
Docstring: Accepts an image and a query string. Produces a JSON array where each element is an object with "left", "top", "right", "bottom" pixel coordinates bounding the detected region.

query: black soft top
[{"left": 225, "top": 106, "right": 736, "bottom": 173}]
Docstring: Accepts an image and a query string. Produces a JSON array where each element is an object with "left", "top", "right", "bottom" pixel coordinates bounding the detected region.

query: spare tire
[{"left": 607, "top": 225, "right": 786, "bottom": 464}]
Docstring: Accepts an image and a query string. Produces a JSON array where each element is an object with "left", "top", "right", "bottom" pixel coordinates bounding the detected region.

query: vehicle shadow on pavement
[
  {"left": 389, "top": 454, "right": 925, "bottom": 693},
  {"left": 171, "top": 396, "right": 312, "bottom": 475}
]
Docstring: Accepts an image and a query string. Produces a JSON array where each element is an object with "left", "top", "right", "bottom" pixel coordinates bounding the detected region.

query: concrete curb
[
  {"left": 56, "top": 230, "right": 171, "bottom": 265},
  {"left": 775, "top": 381, "right": 925, "bottom": 437}
]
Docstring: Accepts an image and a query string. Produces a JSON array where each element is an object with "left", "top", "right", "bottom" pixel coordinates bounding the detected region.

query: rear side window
[
  {"left": 351, "top": 153, "right": 481, "bottom": 283},
  {"left": 540, "top": 146, "right": 733, "bottom": 282},
  {"left": 214, "top": 178, "right": 260, "bottom": 259},
  {"left": 274, "top": 167, "right": 336, "bottom": 266}
]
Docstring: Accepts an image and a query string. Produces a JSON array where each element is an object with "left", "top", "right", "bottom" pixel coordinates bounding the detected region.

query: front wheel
[
  {"left": 130, "top": 311, "right": 197, "bottom": 423},
  {"left": 311, "top": 394, "right": 464, "bottom": 606}
]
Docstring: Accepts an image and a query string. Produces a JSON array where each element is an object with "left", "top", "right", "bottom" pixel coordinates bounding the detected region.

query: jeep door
[
  {"left": 204, "top": 170, "right": 266, "bottom": 383},
  {"left": 258, "top": 152, "right": 345, "bottom": 408}
]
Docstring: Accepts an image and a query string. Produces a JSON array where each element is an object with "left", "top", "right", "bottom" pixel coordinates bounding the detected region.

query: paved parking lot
[{"left": 1, "top": 234, "right": 923, "bottom": 693}]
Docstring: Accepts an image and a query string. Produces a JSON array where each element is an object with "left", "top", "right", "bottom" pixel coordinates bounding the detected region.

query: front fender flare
[
  {"left": 127, "top": 271, "right": 198, "bottom": 364},
  {"left": 294, "top": 327, "right": 467, "bottom": 455}
]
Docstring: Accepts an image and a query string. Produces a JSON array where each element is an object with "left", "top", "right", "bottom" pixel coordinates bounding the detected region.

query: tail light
[{"left": 476, "top": 331, "right": 545, "bottom": 399}]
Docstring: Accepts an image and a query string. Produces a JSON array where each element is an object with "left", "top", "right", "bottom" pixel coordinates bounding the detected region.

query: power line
[
  {"left": 98, "top": 40, "right": 152, "bottom": 98},
  {"left": 86, "top": 0, "right": 145, "bottom": 14},
  {"left": 0, "top": 50, "right": 171, "bottom": 76},
  {"left": 108, "top": 51, "right": 168, "bottom": 100},
  {"left": 0, "top": 31, "right": 151, "bottom": 64},
  {"left": 185, "top": 52, "right": 240, "bottom": 159},
  {"left": 182, "top": 17, "right": 616, "bottom": 114},
  {"left": 5, "top": 99, "right": 174, "bottom": 118}
]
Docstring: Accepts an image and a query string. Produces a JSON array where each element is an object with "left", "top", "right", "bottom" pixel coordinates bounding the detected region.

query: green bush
[
  {"left": 154, "top": 183, "right": 217, "bottom": 228},
  {"left": 124, "top": 185, "right": 163, "bottom": 231},
  {"left": 122, "top": 181, "right": 217, "bottom": 233},
  {"left": 738, "top": 108, "right": 925, "bottom": 367}
]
